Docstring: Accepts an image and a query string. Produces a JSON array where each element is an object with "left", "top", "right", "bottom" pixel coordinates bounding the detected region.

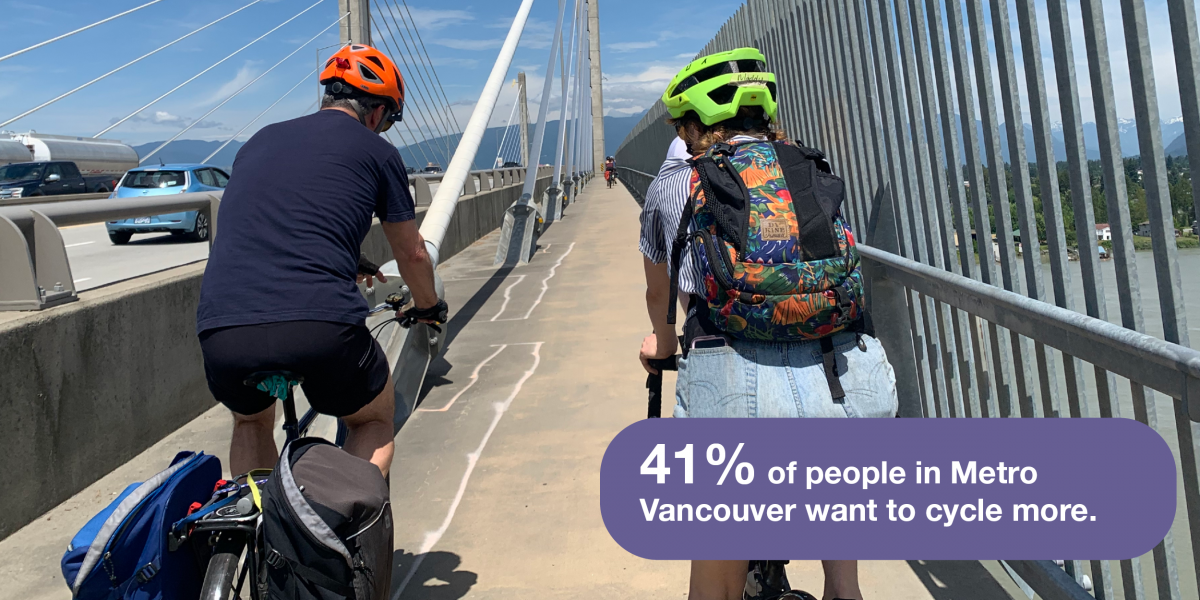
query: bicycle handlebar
[{"left": 645, "top": 356, "right": 679, "bottom": 419}]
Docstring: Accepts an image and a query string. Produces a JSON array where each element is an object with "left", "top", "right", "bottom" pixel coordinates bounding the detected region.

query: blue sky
[
  {"left": 2, "top": 0, "right": 1198, "bottom": 151},
  {"left": 0, "top": 0, "right": 736, "bottom": 147}
]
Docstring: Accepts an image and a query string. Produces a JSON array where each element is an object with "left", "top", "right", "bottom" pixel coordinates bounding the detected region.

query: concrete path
[{"left": 0, "top": 181, "right": 1024, "bottom": 600}]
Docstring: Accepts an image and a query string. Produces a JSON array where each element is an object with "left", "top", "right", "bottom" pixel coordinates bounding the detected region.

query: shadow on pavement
[
  {"left": 417, "top": 263, "right": 516, "bottom": 406},
  {"left": 391, "top": 549, "right": 478, "bottom": 600},
  {"left": 905, "top": 560, "right": 1015, "bottom": 600},
  {"left": 124, "top": 233, "right": 202, "bottom": 246},
  {"left": 415, "top": 239, "right": 546, "bottom": 406}
]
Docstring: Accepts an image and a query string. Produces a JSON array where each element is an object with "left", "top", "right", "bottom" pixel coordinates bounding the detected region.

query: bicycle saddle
[
  {"left": 243, "top": 370, "right": 305, "bottom": 388},
  {"left": 244, "top": 370, "right": 305, "bottom": 400}
]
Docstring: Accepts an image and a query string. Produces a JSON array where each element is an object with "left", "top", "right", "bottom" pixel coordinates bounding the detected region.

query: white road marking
[
  {"left": 416, "top": 345, "right": 507, "bottom": 413},
  {"left": 494, "top": 241, "right": 576, "bottom": 322},
  {"left": 65, "top": 241, "right": 94, "bottom": 248},
  {"left": 392, "top": 342, "right": 544, "bottom": 599},
  {"left": 488, "top": 274, "right": 527, "bottom": 322},
  {"left": 73, "top": 278, "right": 91, "bottom": 283}
]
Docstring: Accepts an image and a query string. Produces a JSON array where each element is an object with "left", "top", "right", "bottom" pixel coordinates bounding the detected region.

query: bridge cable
[
  {"left": 371, "top": 1, "right": 457, "bottom": 161},
  {"left": 387, "top": 0, "right": 463, "bottom": 144},
  {"left": 366, "top": 10, "right": 452, "bottom": 162},
  {"left": 368, "top": 12, "right": 454, "bottom": 165},
  {"left": 414, "top": 0, "right": 538, "bottom": 267},
  {"left": 494, "top": 97, "right": 521, "bottom": 167},
  {"left": 0, "top": 0, "right": 262, "bottom": 129},
  {"left": 395, "top": 0, "right": 463, "bottom": 135},
  {"left": 203, "top": 55, "right": 338, "bottom": 163},
  {"left": 515, "top": 0, "right": 570, "bottom": 203},
  {"left": 0, "top": 0, "right": 165, "bottom": 64},
  {"left": 96, "top": 0, "right": 328, "bottom": 138},
  {"left": 378, "top": 0, "right": 460, "bottom": 156},
  {"left": 387, "top": 112, "right": 434, "bottom": 168},
  {"left": 551, "top": 0, "right": 584, "bottom": 191},
  {"left": 139, "top": 12, "right": 349, "bottom": 164}
]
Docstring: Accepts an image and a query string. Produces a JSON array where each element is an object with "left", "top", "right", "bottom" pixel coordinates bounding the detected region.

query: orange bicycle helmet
[{"left": 320, "top": 44, "right": 405, "bottom": 131}]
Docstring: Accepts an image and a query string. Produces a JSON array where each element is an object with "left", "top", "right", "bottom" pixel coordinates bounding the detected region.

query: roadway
[
  {"left": 0, "top": 182, "right": 1024, "bottom": 599},
  {"left": 62, "top": 223, "right": 208, "bottom": 291},
  {"left": 55, "top": 178, "right": 457, "bottom": 292}
]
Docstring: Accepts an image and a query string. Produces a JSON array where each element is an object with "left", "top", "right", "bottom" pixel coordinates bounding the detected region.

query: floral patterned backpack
[{"left": 668, "top": 139, "right": 871, "bottom": 399}]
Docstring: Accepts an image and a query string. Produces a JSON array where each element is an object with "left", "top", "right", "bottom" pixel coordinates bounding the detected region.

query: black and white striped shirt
[{"left": 638, "top": 135, "right": 763, "bottom": 295}]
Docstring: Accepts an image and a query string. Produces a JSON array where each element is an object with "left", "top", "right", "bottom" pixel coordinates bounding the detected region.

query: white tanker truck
[{"left": 0, "top": 132, "right": 139, "bottom": 199}]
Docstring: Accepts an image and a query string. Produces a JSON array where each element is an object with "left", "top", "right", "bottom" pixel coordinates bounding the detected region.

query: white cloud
[
  {"left": 432, "top": 38, "right": 504, "bottom": 51},
  {"left": 197, "top": 63, "right": 259, "bottom": 107},
  {"left": 609, "top": 41, "right": 658, "bottom": 53},
  {"left": 600, "top": 61, "right": 687, "bottom": 118},
  {"left": 116, "top": 111, "right": 223, "bottom": 130},
  {"left": 401, "top": 7, "right": 474, "bottom": 30}
]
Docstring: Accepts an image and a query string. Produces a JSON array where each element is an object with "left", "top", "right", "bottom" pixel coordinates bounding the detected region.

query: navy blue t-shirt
[{"left": 197, "top": 110, "right": 414, "bottom": 333}]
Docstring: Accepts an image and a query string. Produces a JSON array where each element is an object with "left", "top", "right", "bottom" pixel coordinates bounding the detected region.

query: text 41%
[{"left": 641, "top": 443, "right": 755, "bottom": 485}]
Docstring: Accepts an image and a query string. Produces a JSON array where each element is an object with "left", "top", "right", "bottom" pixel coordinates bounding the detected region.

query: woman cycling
[
  {"left": 638, "top": 48, "right": 897, "bottom": 600},
  {"left": 605, "top": 156, "right": 617, "bottom": 187}
]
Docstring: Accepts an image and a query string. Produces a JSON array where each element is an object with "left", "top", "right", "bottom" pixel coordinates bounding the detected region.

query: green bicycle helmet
[{"left": 663, "top": 47, "right": 778, "bottom": 126}]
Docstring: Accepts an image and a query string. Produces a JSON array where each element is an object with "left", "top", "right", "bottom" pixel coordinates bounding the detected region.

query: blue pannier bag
[{"left": 61, "top": 451, "right": 221, "bottom": 599}]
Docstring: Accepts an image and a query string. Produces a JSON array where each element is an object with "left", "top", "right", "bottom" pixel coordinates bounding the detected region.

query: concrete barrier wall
[{"left": 0, "top": 172, "right": 552, "bottom": 539}]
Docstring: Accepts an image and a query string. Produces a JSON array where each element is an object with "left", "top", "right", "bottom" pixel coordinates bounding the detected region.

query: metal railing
[
  {"left": 0, "top": 191, "right": 222, "bottom": 311},
  {"left": 617, "top": 1, "right": 1200, "bottom": 598}
]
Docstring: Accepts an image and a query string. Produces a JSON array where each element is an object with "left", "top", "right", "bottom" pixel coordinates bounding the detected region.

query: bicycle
[
  {"left": 181, "top": 258, "right": 434, "bottom": 600},
  {"left": 606, "top": 169, "right": 617, "bottom": 188}
]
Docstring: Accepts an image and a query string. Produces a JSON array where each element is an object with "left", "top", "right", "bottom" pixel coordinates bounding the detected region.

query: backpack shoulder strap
[
  {"left": 772, "top": 141, "right": 839, "bottom": 260},
  {"left": 666, "top": 165, "right": 701, "bottom": 326}
]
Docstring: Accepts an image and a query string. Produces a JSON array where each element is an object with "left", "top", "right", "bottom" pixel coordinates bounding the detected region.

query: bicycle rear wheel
[{"left": 200, "top": 535, "right": 248, "bottom": 600}]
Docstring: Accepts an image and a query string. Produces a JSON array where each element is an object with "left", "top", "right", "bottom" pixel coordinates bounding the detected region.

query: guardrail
[
  {"left": 0, "top": 192, "right": 111, "bottom": 206},
  {"left": 0, "top": 191, "right": 221, "bottom": 311},
  {"left": 617, "top": 0, "right": 1200, "bottom": 598}
]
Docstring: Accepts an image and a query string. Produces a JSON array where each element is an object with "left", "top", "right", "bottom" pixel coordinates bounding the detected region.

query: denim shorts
[{"left": 673, "top": 332, "right": 898, "bottom": 419}]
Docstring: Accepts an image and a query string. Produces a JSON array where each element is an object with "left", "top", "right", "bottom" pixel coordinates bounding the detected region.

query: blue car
[{"left": 105, "top": 164, "right": 229, "bottom": 245}]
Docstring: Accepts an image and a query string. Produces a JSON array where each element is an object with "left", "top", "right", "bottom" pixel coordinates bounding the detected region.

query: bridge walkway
[{"left": 0, "top": 181, "right": 1021, "bottom": 599}]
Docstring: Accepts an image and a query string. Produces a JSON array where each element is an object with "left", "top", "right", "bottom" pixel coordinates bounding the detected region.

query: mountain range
[
  {"left": 945, "top": 116, "right": 1188, "bottom": 165},
  {"left": 130, "top": 112, "right": 646, "bottom": 171}
]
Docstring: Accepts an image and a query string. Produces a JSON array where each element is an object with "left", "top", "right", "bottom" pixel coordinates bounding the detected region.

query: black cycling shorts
[{"left": 199, "top": 320, "right": 389, "bottom": 417}]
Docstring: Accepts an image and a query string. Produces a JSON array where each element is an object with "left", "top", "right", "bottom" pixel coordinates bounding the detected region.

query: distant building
[
  {"left": 1136, "top": 221, "right": 1153, "bottom": 237},
  {"left": 1095, "top": 223, "right": 1111, "bottom": 241}
]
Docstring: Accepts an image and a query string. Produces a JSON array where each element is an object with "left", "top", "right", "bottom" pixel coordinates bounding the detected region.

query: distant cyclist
[
  {"left": 196, "top": 44, "right": 447, "bottom": 478},
  {"left": 605, "top": 156, "right": 617, "bottom": 187}
]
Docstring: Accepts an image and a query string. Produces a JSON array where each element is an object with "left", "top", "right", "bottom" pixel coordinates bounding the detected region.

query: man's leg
[
  {"left": 688, "top": 560, "right": 748, "bottom": 600},
  {"left": 821, "top": 560, "right": 861, "bottom": 600},
  {"left": 230, "top": 404, "right": 278, "bottom": 475},
  {"left": 342, "top": 372, "right": 396, "bottom": 476}
]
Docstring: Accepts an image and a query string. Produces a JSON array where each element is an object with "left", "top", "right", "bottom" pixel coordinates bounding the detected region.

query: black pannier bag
[{"left": 261, "top": 438, "right": 393, "bottom": 599}]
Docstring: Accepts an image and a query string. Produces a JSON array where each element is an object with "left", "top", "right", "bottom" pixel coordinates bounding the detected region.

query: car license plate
[{"left": 134, "top": 217, "right": 151, "bottom": 224}]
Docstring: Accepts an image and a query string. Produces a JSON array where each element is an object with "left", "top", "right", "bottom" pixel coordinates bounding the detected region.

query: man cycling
[
  {"left": 604, "top": 156, "right": 617, "bottom": 187},
  {"left": 196, "top": 44, "right": 446, "bottom": 478}
]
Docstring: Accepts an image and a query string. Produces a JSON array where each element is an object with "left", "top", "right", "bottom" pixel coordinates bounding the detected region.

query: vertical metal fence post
[
  {"left": 1010, "top": 0, "right": 1088, "bottom": 429},
  {"left": 964, "top": 0, "right": 1030, "bottom": 419},
  {"left": 987, "top": 0, "right": 1060, "bottom": 421},
  {"left": 1120, "top": 0, "right": 1198, "bottom": 598},
  {"left": 891, "top": 0, "right": 960, "bottom": 420},
  {"left": 918, "top": 0, "right": 984, "bottom": 419},
  {"left": 865, "top": 0, "right": 937, "bottom": 417},
  {"left": 905, "top": 0, "right": 980, "bottom": 419}
]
